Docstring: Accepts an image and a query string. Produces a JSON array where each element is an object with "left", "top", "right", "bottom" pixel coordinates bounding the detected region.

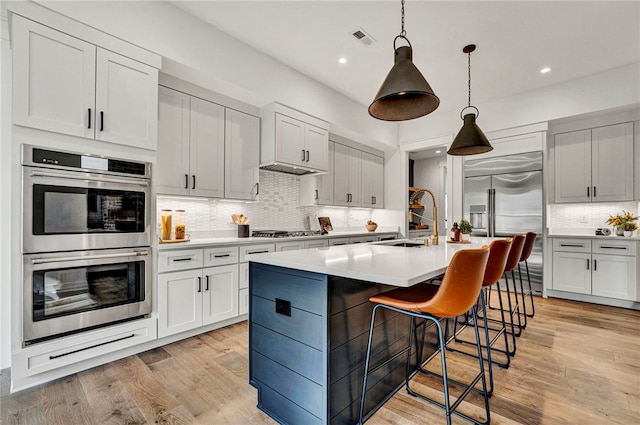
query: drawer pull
[
  {"left": 275, "top": 298, "right": 291, "bottom": 317},
  {"left": 205, "top": 275, "right": 209, "bottom": 291},
  {"left": 197, "top": 277, "right": 202, "bottom": 293},
  {"left": 214, "top": 254, "right": 231, "bottom": 258},
  {"left": 248, "top": 250, "right": 269, "bottom": 255},
  {"left": 172, "top": 257, "right": 194, "bottom": 262},
  {"left": 560, "top": 244, "right": 584, "bottom": 248},
  {"left": 49, "top": 334, "right": 135, "bottom": 360},
  {"left": 599, "top": 246, "right": 627, "bottom": 250},
  {"left": 594, "top": 259, "right": 597, "bottom": 271},
  {"left": 586, "top": 259, "right": 589, "bottom": 270}
]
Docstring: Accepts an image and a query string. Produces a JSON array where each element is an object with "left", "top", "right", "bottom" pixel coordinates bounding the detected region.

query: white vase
[
  {"left": 615, "top": 227, "right": 625, "bottom": 237},
  {"left": 624, "top": 230, "right": 633, "bottom": 237}
]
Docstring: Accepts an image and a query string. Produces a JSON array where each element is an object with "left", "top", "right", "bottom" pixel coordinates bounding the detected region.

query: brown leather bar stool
[
  {"left": 359, "top": 247, "right": 490, "bottom": 425},
  {"left": 487, "top": 234, "right": 525, "bottom": 355},
  {"left": 517, "top": 232, "right": 537, "bottom": 327},
  {"left": 449, "top": 238, "right": 514, "bottom": 396}
]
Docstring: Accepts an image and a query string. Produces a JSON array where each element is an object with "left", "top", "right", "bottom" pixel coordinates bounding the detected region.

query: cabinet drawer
[
  {"left": 552, "top": 238, "right": 591, "bottom": 253},
  {"left": 203, "top": 246, "right": 239, "bottom": 266},
  {"left": 328, "top": 238, "right": 350, "bottom": 246},
  {"left": 275, "top": 241, "right": 305, "bottom": 251},
  {"left": 158, "top": 249, "right": 203, "bottom": 273},
  {"left": 593, "top": 239, "right": 636, "bottom": 256},
  {"left": 240, "top": 243, "right": 275, "bottom": 262},
  {"left": 252, "top": 296, "right": 323, "bottom": 350}
]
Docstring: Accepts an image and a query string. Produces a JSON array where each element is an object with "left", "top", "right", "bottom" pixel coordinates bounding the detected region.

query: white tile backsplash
[
  {"left": 548, "top": 201, "right": 639, "bottom": 229},
  {"left": 157, "top": 170, "right": 383, "bottom": 234}
]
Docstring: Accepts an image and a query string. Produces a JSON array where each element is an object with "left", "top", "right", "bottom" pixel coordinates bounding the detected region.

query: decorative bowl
[{"left": 366, "top": 224, "right": 378, "bottom": 232}]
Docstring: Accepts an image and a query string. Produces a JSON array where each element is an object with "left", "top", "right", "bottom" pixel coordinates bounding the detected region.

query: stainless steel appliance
[
  {"left": 22, "top": 145, "right": 151, "bottom": 253},
  {"left": 463, "top": 151, "right": 543, "bottom": 294},
  {"left": 23, "top": 248, "right": 151, "bottom": 344},
  {"left": 21, "top": 145, "right": 152, "bottom": 344}
]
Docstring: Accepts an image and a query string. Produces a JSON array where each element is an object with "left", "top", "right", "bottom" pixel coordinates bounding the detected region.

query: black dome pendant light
[
  {"left": 447, "top": 44, "right": 493, "bottom": 156},
  {"left": 369, "top": 0, "right": 440, "bottom": 121}
]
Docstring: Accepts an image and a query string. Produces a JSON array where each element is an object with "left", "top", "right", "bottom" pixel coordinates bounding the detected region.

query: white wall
[
  {"left": 0, "top": 10, "right": 11, "bottom": 370},
  {"left": 29, "top": 0, "right": 398, "bottom": 151}
]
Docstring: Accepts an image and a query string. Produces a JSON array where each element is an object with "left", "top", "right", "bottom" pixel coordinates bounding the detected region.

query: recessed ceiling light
[
  {"left": 540, "top": 67, "right": 551, "bottom": 74},
  {"left": 435, "top": 150, "right": 441, "bottom": 154},
  {"left": 338, "top": 57, "right": 347, "bottom": 64}
]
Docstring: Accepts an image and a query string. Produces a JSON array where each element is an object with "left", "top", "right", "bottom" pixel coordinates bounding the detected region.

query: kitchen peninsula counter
[{"left": 246, "top": 237, "right": 493, "bottom": 425}]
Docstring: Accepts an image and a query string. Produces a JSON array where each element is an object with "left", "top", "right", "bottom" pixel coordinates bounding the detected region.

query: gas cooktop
[{"left": 251, "top": 230, "right": 324, "bottom": 238}]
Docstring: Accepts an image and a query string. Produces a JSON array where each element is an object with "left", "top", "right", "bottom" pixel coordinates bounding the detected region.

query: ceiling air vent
[{"left": 350, "top": 27, "right": 376, "bottom": 47}]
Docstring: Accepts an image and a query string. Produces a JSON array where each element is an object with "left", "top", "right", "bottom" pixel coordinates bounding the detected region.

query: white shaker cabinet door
[
  {"left": 362, "top": 152, "right": 384, "bottom": 208},
  {"left": 95, "top": 48, "right": 158, "bottom": 150},
  {"left": 275, "top": 113, "right": 305, "bottom": 166},
  {"left": 347, "top": 147, "right": 362, "bottom": 206},
  {"left": 591, "top": 254, "right": 636, "bottom": 300},
  {"left": 157, "top": 86, "right": 191, "bottom": 196},
  {"left": 157, "top": 270, "right": 203, "bottom": 338},
  {"left": 304, "top": 124, "right": 329, "bottom": 171},
  {"left": 554, "top": 129, "right": 591, "bottom": 203},
  {"left": 189, "top": 97, "right": 225, "bottom": 198},
  {"left": 225, "top": 109, "right": 260, "bottom": 200},
  {"left": 12, "top": 15, "right": 96, "bottom": 139},
  {"left": 592, "top": 122, "right": 634, "bottom": 202},
  {"left": 202, "top": 265, "right": 239, "bottom": 325},
  {"left": 552, "top": 251, "right": 591, "bottom": 295}
]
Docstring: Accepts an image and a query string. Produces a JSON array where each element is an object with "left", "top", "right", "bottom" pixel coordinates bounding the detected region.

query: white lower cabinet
[
  {"left": 158, "top": 269, "right": 203, "bottom": 338},
  {"left": 552, "top": 238, "right": 637, "bottom": 301}
]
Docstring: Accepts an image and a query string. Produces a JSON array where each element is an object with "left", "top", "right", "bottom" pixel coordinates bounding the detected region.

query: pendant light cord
[
  {"left": 468, "top": 49, "right": 472, "bottom": 108},
  {"left": 400, "top": 0, "right": 406, "bottom": 37}
]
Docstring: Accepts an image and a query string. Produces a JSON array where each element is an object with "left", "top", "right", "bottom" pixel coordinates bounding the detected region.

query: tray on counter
[{"left": 158, "top": 238, "right": 191, "bottom": 244}]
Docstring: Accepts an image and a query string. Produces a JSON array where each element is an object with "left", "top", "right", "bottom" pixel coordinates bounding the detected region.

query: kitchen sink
[{"left": 377, "top": 241, "right": 424, "bottom": 248}]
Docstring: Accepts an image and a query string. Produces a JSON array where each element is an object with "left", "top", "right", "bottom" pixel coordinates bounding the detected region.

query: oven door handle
[
  {"left": 29, "top": 171, "right": 149, "bottom": 187},
  {"left": 31, "top": 250, "right": 149, "bottom": 264}
]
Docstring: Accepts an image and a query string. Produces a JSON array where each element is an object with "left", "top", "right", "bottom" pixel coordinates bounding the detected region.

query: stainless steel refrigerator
[{"left": 463, "top": 151, "right": 543, "bottom": 294}]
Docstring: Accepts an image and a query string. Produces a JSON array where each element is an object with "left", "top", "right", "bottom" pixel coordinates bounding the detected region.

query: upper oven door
[{"left": 23, "top": 166, "right": 151, "bottom": 253}]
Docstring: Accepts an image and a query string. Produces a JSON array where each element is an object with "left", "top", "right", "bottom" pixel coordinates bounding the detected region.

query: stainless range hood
[{"left": 259, "top": 162, "right": 325, "bottom": 176}]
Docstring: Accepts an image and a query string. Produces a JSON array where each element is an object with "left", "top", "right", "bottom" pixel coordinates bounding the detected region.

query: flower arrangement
[
  {"left": 606, "top": 211, "right": 638, "bottom": 231},
  {"left": 459, "top": 219, "right": 473, "bottom": 235}
]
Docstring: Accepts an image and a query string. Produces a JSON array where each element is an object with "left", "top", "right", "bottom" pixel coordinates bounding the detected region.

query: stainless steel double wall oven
[{"left": 22, "top": 145, "right": 152, "bottom": 344}]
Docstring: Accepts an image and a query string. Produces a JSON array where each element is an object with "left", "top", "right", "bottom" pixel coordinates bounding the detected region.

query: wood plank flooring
[{"left": 2, "top": 293, "right": 639, "bottom": 425}]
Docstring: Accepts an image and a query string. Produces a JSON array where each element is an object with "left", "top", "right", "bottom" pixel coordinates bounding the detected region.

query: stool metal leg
[
  {"left": 519, "top": 260, "right": 535, "bottom": 319},
  {"left": 359, "top": 304, "right": 380, "bottom": 425}
]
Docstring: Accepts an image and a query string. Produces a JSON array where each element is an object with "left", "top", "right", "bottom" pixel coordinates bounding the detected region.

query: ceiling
[{"left": 170, "top": 1, "right": 640, "bottom": 116}]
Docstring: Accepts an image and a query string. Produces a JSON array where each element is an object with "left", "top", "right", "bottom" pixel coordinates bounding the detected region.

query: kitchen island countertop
[{"left": 246, "top": 236, "right": 495, "bottom": 287}]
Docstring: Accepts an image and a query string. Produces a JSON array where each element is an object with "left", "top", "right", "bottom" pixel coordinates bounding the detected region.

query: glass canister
[
  {"left": 160, "top": 209, "right": 172, "bottom": 240},
  {"left": 174, "top": 209, "right": 186, "bottom": 240}
]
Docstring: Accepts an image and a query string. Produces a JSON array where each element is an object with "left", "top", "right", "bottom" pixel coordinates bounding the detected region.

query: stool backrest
[
  {"left": 417, "top": 247, "right": 489, "bottom": 318},
  {"left": 504, "top": 234, "right": 525, "bottom": 273},
  {"left": 519, "top": 232, "right": 537, "bottom": 262},
  {"left": 483, "top": 238, "right": 513, "bottom": 287}
]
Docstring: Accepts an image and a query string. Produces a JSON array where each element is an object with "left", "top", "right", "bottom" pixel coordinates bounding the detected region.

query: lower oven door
[{"left": 23, "top": 248, "right": 152, "bottom": 344}]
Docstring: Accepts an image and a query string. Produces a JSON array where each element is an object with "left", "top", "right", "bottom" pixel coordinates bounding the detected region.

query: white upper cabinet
[
  {"left": 334, "top": 143, "right": 362, "bottom": 207},
  {"left": 554, "top": 122, "right": 634, "bottom": 203},
  {"left": 189, "top": 97, "right": 225, "bottom": 198},
  {"left": 157, "top": 87, "right": 225, "bottom": 198},
  {"left": 225, "top": 109, "right": 260, "bottom": 200},
  {"left": 12, "top": 15, "right": 158, "bottom": 150},
  {"left": 94, "top": 49, "right": 158, "bottom": 149},
  {"left": 273, "top": 113, "right": 329, "bottom": 171},
  {"left": 304, "top": 124, "right": 329, "bottom": 171},
  {"left": 157, "top": 87, "right": 190, "bottom": 196},
  {"left": 591, "top": 123, "right": 634, "bottom": 202},
  {"left": 361, "top": 152, "right": 384, "bottom": 208},
  {"left": 12, "top": 15, "right": 96, "bottom": 139},
  {"left": 299, "top": 141, "right": 334, "bottom": 206},
  {"left": 261, "top": 103, "right": 330, "bottom": 173},
  {"left": 157, "top": 85, "right": 260, "bottom": 200}
]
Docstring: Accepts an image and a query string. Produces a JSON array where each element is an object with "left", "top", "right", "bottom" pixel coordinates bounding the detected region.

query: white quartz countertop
[
  {"left": 156, "top": 229, "right": 398, "bottom": 250},
  {"left": 246, "top": 237, "right": 496, "bottom": 287}
]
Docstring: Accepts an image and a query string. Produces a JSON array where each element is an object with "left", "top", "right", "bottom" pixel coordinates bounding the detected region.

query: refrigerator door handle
[
  {"left": 487, "top": 189, "right": 492, "bottom": 236},
  {"left": 491, "top": 188, "right": 496, "bottom": 237}
]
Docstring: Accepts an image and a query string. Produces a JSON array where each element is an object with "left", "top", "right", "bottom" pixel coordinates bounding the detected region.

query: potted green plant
[{"left": 459, "top": 219, "right": 472, "bottom": 241}]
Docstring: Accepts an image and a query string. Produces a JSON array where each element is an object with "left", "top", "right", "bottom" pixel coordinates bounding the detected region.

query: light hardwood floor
[{"left": 2, "top": 294, "right": 639, "bottom": 425}]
